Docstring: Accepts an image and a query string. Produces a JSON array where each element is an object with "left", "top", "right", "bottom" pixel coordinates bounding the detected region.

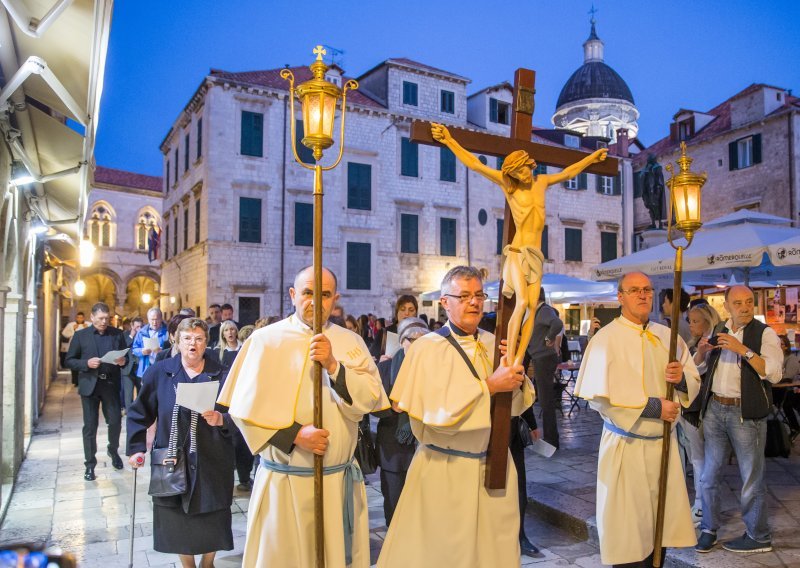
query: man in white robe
[
  {"left": 218, "top": 266, "right": 389, "bottom": 568},
  {"left": 575, "top": 272, "right": 701, "bottom": 567},
  {"left": 378, "top": 266, "right": 535, "bottom": 568}
]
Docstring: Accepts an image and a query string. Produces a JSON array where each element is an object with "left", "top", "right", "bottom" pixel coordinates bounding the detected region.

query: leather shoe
[
  {"left": 108, "top": 451, "right": 124, "bottom": 470},
  {"left": 519, "top": 535, "right": 540, "bottom": 556},
  {"left": 84, "top": 466, "right": 96, "bottom": 481}
]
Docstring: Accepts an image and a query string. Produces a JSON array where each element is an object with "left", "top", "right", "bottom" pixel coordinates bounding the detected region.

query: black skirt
[{"left": 153, "top": 503, "right": 233, "bottom": 555}]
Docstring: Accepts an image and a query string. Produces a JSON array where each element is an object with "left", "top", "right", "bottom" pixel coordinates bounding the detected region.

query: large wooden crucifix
[{"left": 411, "top": 68, "right": 618, "bottom": 489}]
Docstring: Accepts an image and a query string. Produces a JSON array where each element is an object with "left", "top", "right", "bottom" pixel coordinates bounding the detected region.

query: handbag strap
[
  {"left": 167, "top": 402, "right": 180, "bottom": 459},
  {"left": 435, "top": 327, "right": 480, "bottom": 381}
]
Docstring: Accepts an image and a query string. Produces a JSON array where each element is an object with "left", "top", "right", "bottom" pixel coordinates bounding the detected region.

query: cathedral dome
[{"left": 556, "top": 61, "right": 634, "bottom": 109}]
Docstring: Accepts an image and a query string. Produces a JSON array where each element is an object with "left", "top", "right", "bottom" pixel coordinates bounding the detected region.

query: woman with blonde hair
[
  {"left": 687, "top": 302, "right": 721, "bottom": 352},
  {"left": 217, "top": 320, "right": 241, "bottom": 368}
]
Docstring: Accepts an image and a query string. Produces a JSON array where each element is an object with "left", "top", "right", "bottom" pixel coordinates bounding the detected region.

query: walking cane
[{"left": 129, "top": 455, "right": 144, "bottom": 568}]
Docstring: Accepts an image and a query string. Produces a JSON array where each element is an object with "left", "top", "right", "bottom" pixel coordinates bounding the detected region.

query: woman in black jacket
[{"left": 127, "top": 318, "right": 235, "bottom": 568}]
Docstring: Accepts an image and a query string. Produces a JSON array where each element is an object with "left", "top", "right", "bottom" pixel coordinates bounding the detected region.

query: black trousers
[
  {"left": 613, "top": 548, "right": 666, "bottom": 567},
  {"left": 379, "top": 468, "right": 407, "bottom": 527},
  {"left": 81, "top": 379, "right": 122, "bottom": 467},
  {"left": 510, "top": 418, "right": 529, "bottom": 540},
  {"left": 233, "top": 427, "right": 255, "bottom": 484},
  {"left": 532, "top": 353, "right": 560, "bottom": 448}
]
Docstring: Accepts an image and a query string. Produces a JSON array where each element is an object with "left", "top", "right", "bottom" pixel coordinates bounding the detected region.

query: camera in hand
[{"left": 708, "top": 328, "right": 730, "bottom": 347}]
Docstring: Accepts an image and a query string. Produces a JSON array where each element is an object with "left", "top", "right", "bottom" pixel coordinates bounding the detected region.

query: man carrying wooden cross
[{"left": 431, "top": 123, "right": 607, "bottom": 366}]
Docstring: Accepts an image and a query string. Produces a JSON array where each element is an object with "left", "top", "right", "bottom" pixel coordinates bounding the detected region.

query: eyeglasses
[
  {"left": 443, "top": 292, "right": 488, "bottom": 303},
  {"left": 180, "top": 335, "right": 207, "bottom": 345},
  {"left": 620, "top": 287, "right": 655, "bottom": 297}
]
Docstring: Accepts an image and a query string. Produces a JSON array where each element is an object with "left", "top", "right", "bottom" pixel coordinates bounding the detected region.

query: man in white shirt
[{"left": 693, "top": 285, "right": 783, "bottom": 554}]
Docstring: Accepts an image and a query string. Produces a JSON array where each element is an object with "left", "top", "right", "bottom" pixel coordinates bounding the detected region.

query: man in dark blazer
[{"left": 65, "top": 302, "right": 127, "bottom": 480}]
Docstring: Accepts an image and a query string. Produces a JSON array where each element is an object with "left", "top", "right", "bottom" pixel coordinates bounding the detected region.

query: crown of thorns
[{"left": 501, "top": 150, "right": 535, "bottom": 175}]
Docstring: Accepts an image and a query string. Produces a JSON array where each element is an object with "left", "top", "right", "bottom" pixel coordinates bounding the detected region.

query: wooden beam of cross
[{"left": 411, "top": 68, "right": 619, "bottom": 489}]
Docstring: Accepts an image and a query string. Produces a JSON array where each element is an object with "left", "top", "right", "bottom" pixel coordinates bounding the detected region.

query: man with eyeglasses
[
  {"left": 218, "top": 265, "right": 388, "bottom": 567},
  {"left": 693, "top": 285, "right": 782, "bottom": 554},
  {"left": 378, "top": 266, "right": 534, "bottom": 568},
  {"left": 575, "top": 272, "right": 701, "bottom": 567},
  {"left": 65, "top": 302, "right": 128, "bottom": 481}
]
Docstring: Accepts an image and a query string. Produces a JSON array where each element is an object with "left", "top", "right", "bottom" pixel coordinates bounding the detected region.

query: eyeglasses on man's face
[
  {"left": 443, "top": 292, "right": 488, "bottom": 303},
  {"left": 619, "top": 287, "right": 655, "bottom": 297}
]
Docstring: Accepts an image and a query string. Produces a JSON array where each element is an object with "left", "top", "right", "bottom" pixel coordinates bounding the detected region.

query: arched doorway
[
  {"left": 76, "top": 272, "right": 119, "bottom": 315},
  {"left": 124, "top": 275, "right": 159, "bottom": 317}
]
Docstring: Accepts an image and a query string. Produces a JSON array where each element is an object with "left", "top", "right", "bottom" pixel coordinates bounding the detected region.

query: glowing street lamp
[
  {"left": 653, "top": 141, "right": 707, "bottom": 566},
  {"left": 141, "top": 293, "right": 152, "bottom": 305},
  {"left": 74, "top": 279, "right": 86, "bottom": 297},
  {"left": 79, "top": 238, "right": 95, "bottom": 267}
]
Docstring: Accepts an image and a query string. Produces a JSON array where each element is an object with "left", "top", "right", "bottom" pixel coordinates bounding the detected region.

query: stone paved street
[{"left": 1, "top": 372, "right": 799, "bottom": 567}]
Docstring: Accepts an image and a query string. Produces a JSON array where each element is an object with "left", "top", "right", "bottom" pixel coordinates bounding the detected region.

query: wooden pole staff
[
  {"left": 653, "top": 245, "right": 684, "bottom": 567},
  {"left": 312, "top": 164, "right": 325, "bottom": 568}
]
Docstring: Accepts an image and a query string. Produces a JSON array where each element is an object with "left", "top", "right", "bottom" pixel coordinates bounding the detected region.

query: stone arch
[
  {"left": 76, "top": 270, "right": 119, "bottom": 315},
  {"left": 124, "top": 274, "right": 159, "bottom": 317}
]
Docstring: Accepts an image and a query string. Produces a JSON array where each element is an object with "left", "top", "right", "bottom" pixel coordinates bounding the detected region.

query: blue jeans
[{"left": 700, "top": 399, "right": 770, "bottom": 541}]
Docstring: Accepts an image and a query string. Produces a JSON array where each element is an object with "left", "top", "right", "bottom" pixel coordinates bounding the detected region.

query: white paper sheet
[
  {"left": 100, "top": 348, "right": 129, "bottom": 364},
  {"left": 176, "top": 381, "right": 220, "bottom": 413},
  {"left": 143, "top": 336, "right": 161, "bottom": 351},
  {"left": 531, "top": 439, "right": 557, "bottom": 458},
  {"left": 385, "top": 331, "right": 401, "bottom": 358}
]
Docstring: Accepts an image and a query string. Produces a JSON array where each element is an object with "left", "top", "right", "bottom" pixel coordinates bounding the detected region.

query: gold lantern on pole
[
  {"left": 653, "top": 141, "right": 707, "bottom": 566},
  {"left": 281, "top": 45, "right": 358, "bottom": 568}
]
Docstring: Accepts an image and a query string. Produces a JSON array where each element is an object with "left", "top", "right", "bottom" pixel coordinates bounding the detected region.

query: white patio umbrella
[{"left": 593, "top": 211, "right": 800, "bottom": 283}]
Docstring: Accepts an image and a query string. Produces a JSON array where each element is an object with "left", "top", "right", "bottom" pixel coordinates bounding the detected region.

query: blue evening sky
[{"left": 95, "top": 0, "right": 800, "bottom": 177}]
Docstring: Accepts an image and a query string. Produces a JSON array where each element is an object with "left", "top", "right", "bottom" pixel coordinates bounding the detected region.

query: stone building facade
[
  {"left": 69, "top": 166, "right": 163, "bottom": 319},
  {"left": 634, "top": 83, "right": 800, "bottom": 238},
  {"left": 158, "top": 56, "right": 634, "bottom": 322}
]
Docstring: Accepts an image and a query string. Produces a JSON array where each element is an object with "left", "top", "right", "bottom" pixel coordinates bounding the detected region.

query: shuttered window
[
  {"left": 601, "top": 231, "right": 618, "bottom": 262},
  {"left": 496, "top": 219, "right": 504, "bottom": 255},
  {"left": 441, "top": 90, "right": 455, "bottom": 114},
  {"left": 565, "top": 228, "right": 582, "bottom": 262},
  {"left": 440, "top": 218, "right": 457, "bottom": 256},
  {"left": 401, "top": 137, "right": 418, "bottom": 177},
  {"left": 194, "top": 199, "right": 201, "bottom": 245},
  {"left": 294, "top": 202, "right": 312, "bottom": 246},
  {"left": 346, "top": 242, "right": 371, "bottom": 290},
  {"left": 729, "top": 133, "right": 761, "bottom": 170},
  {"left": 296, "top": 119, "right": 315, "bottom": 164},
  {"left": 241, "top": 111, "right": 264, "bottom": 157},
  {"left": 440, "top": 147, "right": 456, "bottom": 182},
  {"left": 196, "top": 118, "right": 203, "bottom": 159},
  {"left": 239, "top": 197, "right": 262, "bottom": 243},
  {"left": 402, "top": 81, "right": 418, "bottom": 106},
  {"left": 347, "top": 163, "right": 371, "bottom": 210},
  {"left": 542, "top": 225, "right": 549, "bottom": 259},
  {"left": 400, "top": 214, "right": 419, "bottom": 253}
]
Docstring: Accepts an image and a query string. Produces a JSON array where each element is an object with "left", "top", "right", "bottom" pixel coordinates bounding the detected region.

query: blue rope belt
[
  {"left": 260, "top": 457, "right": 363, "bottom": 564},
  {"left": 426, "top": 444, "right": 487, "bottom": 459},
  {"left": 603, "top": 420, "right": 662, "bottom": 440}
]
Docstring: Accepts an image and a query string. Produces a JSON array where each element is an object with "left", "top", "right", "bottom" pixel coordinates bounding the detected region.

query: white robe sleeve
[
  {"left": 332, "top": 343, "right": 390, "bottom": 422},
  {"left": 511, "top": 376, "right": 535, "bottom": 417}
]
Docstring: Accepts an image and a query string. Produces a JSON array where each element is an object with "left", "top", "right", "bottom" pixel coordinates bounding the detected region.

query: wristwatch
[{"left": 744, "top": 350, "right": 756, "bottom": 360}]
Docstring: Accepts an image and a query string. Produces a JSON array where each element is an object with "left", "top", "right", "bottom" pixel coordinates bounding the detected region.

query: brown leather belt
[{"left": 713, "top": 394, "right": 741, "bottom": 406}]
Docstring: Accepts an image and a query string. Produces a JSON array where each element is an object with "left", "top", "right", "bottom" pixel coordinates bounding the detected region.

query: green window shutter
[
  {"left": 184, "top": 133, "right": 190, "bottom": 172},
  {"left": 613, "top": 174, "right": 621, "bottom": 195},
  {"left": 238, "top": 297, "right": 261, "bottom": 327},
  {"left": 601, "top": 231, "right": 618, "bottom": 262},
  {"left": 401, "top": 137, "right": 419, "bottom": 177},
  {"left": 239, "top": 197, "right": 262, "bottom": 243},
  {"left": 241, "top": 111, "right": 264, "bottom": 157},
  {"left": 347, "top": 163, "right": 372, "bottom": 210},
  {"left": 196, "top": 118, "right": 203, "bottom": 159},
  {"left": 402, "top": 82, "right": 418, "bottom": 106},
  {"left": 295, "top": 119, "right": 315, "bottom": 164},
  {"left": 565, "top": 228, "right": 582, "bottom": 262},
  {"left": 496, "top": 219, "right": 504, "bottom": 255},
  {"left": 440, "top": 217, "right": 457, "bottom": 256},
  {"left": 578, "top": 173, "right": 588, "bottom": 190},
  {"left": 346, "top": 242, "right": 371, "bottom": 290},
  {"left": 294, "top": 202, "right": 312, "bottom": 246},
  {"left": 400, "top": 214, "right": 419, "bottom": 253},
  {"left": 542, "top": 225, "right": 549, "bottom": 259},
  {"left": 728, "top": 141, "right": 738, "bottom": 170},
  {"left": 752, "top": 133, "right": 762, "bottom": 164},
  {"left": 164, "top": 225, "right": 169, "bottom": 260},
  {"left": 183, "top": 208, "right": 189, "bottom": 250},
  {"left": 534, "top": 164, "right": 547, "bottom": 176},
  {"left": 440, "top": 147, "right": 456, "bottom": 181},
  {"left": 173, "top": 216, "right": 178, "bottom": 254},
  {"left": 165, "top": 162, "right": 170, "bottom": 193},
  {"left": 441, "top": 90, "right": 454, "bottom": 114},
  {"left": 174, "top": 149, "right": 179, "bottom": 183},
  {"left": 490, "top": 98, "right": 498, "bottom": 123},
  {"left": 194, "top": 199, "right": 200, "bottom": 245}
]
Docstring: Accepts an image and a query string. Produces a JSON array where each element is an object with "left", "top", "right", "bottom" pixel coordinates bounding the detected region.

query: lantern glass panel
[
  {"left": 302, "top": 94, "right": 321, "bottom": 139},
  {"left": 673, "top": 183, "right": 701, "bottom": 224},
  {"left": 321, "top": 93, "right": 336, "bottom": 138}
]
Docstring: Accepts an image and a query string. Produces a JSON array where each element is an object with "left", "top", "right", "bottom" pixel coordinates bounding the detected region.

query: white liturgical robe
[
  {"left": 574, "top": 316, "right": 701, "bottom": 565},
  {"left": 217, "top": 314, "right": 389, "bottom": 568},
  {"left": 377, "top": 323, "right": 535, "bottom": 568}
]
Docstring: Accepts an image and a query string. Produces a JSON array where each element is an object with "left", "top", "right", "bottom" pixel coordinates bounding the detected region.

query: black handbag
[
  {"left": 148, "top": 404, "right": 188, "bottom": 497},
  {"left": 354, "top": 419, "right": 378, "bottom": 475},
  {"left": 516, "top": 417, "right": 534, "bottom": 449}
]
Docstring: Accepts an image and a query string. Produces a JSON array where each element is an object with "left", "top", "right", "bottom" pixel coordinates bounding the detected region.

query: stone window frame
[
  {"left": 135, "top": 206, "right": 160, "bottom": 251},
  {"left": 86, "top": 201, "right": 116, "bottom": 248}
]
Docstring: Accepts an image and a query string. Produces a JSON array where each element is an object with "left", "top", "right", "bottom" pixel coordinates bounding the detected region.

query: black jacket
[
  {"left": 65, "top": 326, "right": 127, "bottom": 397},
  {"left": 697, "top": 318, "right": 772, "bottom": 420},
  {"left": 126, "top": 354, "right": 235, "bottom": 514},
  {"left": 374, "top": 351, "right": 416, "bottom": 472}
]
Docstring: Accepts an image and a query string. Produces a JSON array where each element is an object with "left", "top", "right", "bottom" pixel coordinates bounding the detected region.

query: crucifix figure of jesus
[{"left": 431, "top": 123, "right": 607, "bottom": 366}]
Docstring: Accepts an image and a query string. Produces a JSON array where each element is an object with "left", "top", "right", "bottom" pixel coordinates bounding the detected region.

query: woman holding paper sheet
[{"left": 126, "top": 317, "right": 235, "bottom": 567}]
